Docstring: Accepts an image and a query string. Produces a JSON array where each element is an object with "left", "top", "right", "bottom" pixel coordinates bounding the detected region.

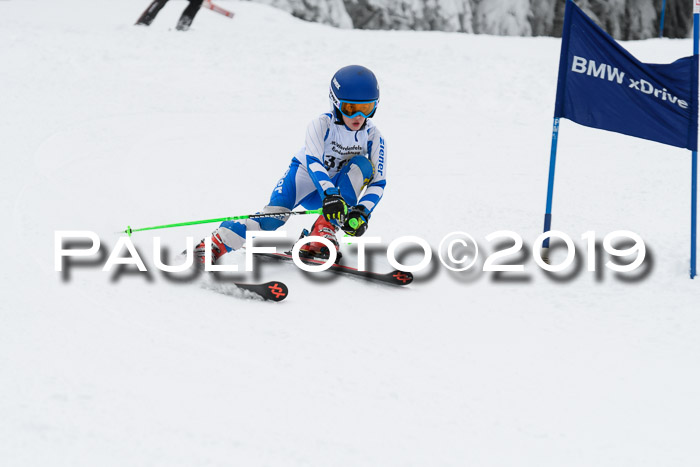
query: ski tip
[{"left": 390, "top": 271, "right": 413, "bottom": 285}]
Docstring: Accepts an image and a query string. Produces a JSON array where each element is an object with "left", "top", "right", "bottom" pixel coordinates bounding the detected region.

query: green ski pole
[{"left": 122, "top": 209, "right": 323, "bottom": 237}]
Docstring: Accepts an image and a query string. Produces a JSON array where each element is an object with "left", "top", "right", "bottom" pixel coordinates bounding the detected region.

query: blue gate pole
[
  {"left": 693, "top": 151, "right": 697, "bottom": 278},
  {"left": 691, "top": 8, "right": 699, "bottom": 279},
  {"left": 659, "top": 0, "right": 667, "bottom": 38},
  {"left": 542, "top": 117, "right": 560, "bottom": 262}
]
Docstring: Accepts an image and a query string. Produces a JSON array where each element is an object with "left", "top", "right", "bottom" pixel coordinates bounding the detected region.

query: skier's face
[{"left": 342, "top": 113, "right": 365, "bottom": 130}]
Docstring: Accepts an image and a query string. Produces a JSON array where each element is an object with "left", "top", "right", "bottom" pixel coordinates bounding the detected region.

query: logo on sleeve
[{"left": 377, "top": 137, "right": 385, "bottom": 176}]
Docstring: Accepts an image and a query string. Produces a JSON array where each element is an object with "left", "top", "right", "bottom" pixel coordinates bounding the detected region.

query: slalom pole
[
  {"left": 541, "top": 0, "right": 571, "bottom": 264},
  {"left": 121, "top": 209, "right": 322, "bottom": 237},
  {"left": 691, "top": 3, "right": 699, "bottom": 279},
  {"left": 659, "top": 0, "right": 667, "bottom": 38},
  {"left": 692, "top": 150, "right": 697, "bottom": 279},
  {"left": 541, "top": 117, "right": 561, "bottom": 263}
]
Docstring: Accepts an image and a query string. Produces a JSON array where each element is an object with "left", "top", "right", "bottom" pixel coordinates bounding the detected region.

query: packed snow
[{"left": 1, "top": 1, "right": 699, "bottom": 466}]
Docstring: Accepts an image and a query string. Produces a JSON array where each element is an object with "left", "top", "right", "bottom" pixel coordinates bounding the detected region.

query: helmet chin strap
[{"left": 332, "top": 105, "right": 343, "bottom": 124}]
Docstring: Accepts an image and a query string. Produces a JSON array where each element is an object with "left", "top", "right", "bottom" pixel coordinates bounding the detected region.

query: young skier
[
  {"left": 194, "top": 65, "right": 387, "bottom": 266},
  {"left": 135, "top": 0, "right": 203, "bottom": 31}
]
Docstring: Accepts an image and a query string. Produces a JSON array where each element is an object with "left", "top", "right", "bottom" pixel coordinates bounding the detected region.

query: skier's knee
[
  {"left": 336, "top": 156, "right": 374, "bottom": 205},
  {"left": 347, "top": 156, "right": 374, "bottom": 181},
  {"left": 256, "top": 206, "right": 291, "bottom": 231}
]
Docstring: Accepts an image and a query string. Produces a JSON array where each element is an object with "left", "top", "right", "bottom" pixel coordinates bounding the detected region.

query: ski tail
[
  {"left": 235, "top": 281, "right": 288, "bottom": 301},
  {"left": 203, "top": 0, "right": 235, "bottom": 18}
]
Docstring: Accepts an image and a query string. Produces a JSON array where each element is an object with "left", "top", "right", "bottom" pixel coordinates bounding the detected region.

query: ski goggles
[{"left": 338, "top": 100, "right": 377, "bottom": 118}]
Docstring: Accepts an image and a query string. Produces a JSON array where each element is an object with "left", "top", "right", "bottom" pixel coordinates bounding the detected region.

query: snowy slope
[{"left": 1, "top": 1, "right": 699, "bottom": 466}]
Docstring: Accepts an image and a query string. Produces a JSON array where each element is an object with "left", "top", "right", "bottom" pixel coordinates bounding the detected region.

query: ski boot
[
  {"left": 193, "top": 231, "right": 227, "bottom": 269},
  {"left": 175, "top": 0, "right": 203, "bottom": 30},
  {"left": 135, "top": 0, "right": 168, "bottom": 26},
  {"left": 299, "top": 215, "right": 341, "bottom": 261}
]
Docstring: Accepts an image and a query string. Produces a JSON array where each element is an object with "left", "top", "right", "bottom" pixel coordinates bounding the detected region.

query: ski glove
[
  {"left": 322, "top": 188, "right": 348, "bottom": 222},
  {"left": 343, "top": 205, "right": 370, "bottom": 237}
]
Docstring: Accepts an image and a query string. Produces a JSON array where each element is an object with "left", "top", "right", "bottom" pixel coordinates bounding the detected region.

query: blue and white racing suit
[{"left": 216, "top": 113, "right": 387, "bottom": 251}]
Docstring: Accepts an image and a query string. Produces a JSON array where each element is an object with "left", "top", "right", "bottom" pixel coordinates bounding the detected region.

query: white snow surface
[{"left": 1, "top": 1, "right": 699, "bottom": 466}]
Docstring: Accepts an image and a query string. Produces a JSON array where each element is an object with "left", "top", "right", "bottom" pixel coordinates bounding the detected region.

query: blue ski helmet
[{"left": 329, "top": 65, "right": 380, "bottom": 121}]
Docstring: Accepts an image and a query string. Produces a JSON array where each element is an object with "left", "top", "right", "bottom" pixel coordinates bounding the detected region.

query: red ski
[
  {"left": 203, "top": 0, "right": 234, "bottom": 18},
  {"left": 257, "top": 252, "right": 413, "bottom": 286}
]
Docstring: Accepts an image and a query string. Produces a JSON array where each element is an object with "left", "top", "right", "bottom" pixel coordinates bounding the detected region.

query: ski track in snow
[{"left": 1, "top": 1, "right": 699, "bottom": 466}]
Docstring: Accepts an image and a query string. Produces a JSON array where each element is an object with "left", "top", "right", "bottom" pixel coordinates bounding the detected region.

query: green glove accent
[{"left": 343, "top": 206, "right": 369, "bottom": 237}]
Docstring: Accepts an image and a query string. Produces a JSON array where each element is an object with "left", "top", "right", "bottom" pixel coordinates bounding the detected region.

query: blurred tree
[{"left": 245, "top": 0, "right": 695, "bottom": 40}]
